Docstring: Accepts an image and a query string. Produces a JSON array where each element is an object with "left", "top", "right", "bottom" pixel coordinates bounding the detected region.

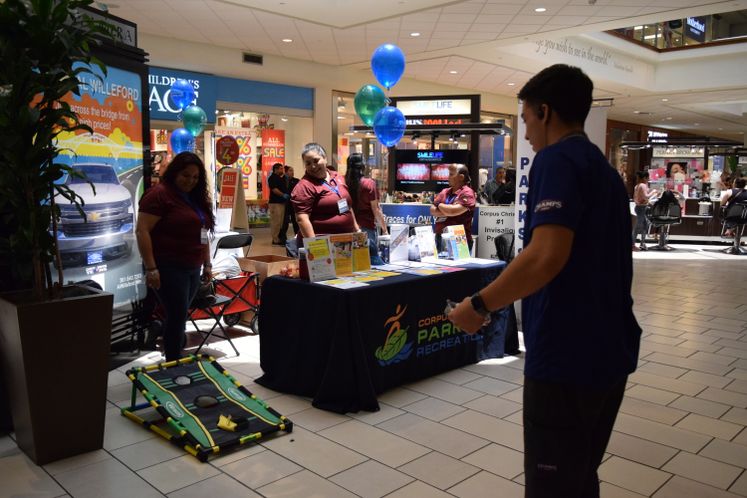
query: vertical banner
[
  {"left": 56, "top": 63, "right": 145, "bottom": 307},
  {"left": 214, "top": 126, "right": 257, "bottom": 197},
  {"left": 218, "top": 169, "right": 239, "bottom": 209},
  {"left": 261, "top": 129, "right": 286, "bottom": 201},
  {"left": 514, "top": 103, "right": 535, "bottom": 255}
]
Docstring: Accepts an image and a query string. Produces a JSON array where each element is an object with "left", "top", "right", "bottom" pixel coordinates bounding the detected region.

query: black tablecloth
[{"left": 256, "top": 263, "right": 508, "bottom": 413}]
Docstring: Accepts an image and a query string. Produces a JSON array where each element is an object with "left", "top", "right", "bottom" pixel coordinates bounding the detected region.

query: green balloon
[
  {"left": 182, "top": 105, "right": 207, "bottom": 137},
  {"left": 354, "top": 85, "right": 387, "bottom": 126}
]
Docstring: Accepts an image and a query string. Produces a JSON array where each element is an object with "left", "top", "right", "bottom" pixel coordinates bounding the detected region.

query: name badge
[
  {"left": 337, "top": 198, "right": 349, "bottom": 214},
  {"left": 200, "top": 228, "right": 209, "bottom": 244}
]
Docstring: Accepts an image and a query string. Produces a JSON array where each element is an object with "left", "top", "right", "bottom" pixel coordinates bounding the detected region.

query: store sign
[
  {"left": 406, "top": 118, "right": 465, "bottom": 126},
  {"left": 82, "top": 9, "right": 137, "bottom": 47},
  {"left": 260, "top": 129, "right": 285, "bottom": 200},
  {"left": 216, "top": 136, "right": 239, "bottom": 165},
  {"left": 219, "top": 169, "right": 239, "bottom": 209},
  {"left": 686, "top": 16, "right": 707, "bottom": 42},
  {"left": 148, "top": 67, "right": 217, "bottom": 122},
  {"left": 397, "top": 99, "right": 472, "bottom": 117},
  {"left": 647, "top": 130, "right": 668, "bottom": 143},
  {"left": 416, "top": 151, "right": 444, "bottom": 162}
]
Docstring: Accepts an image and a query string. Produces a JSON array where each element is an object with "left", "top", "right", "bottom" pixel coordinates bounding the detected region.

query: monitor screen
[{"left": 395, "top": 149, "right": 470, "bottom": 193}]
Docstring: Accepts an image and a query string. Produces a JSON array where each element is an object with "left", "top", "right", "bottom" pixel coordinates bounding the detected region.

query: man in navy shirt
[{"left": 449, "top": 64, "right": 641, "bottom": 498}]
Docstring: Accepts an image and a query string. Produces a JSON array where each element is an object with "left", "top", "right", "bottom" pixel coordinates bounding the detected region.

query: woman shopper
[
  {"left": 632, "top": 171, "right": 658, "bottom": 251},
  {"left": 344, "top": 153, "right": 388, "bottom": 263},
  {"left": 429, "top": 164, "right": 477, "bottom": 251},
  {"left": 136, "top": 152, "right": 215, "bottom": 361}
]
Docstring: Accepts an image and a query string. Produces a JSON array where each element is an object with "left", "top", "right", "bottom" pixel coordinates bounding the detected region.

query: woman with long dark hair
[
  {"left": 136, "top": 152, "right": 215, "bottom": 361},
  {"left": 344, "top": 153, "right": 388, "bottom": 260}
]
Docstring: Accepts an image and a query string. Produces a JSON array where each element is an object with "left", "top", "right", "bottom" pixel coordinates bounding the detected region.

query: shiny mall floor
[{"left": 2, "top": 228, "right": 747, "bottom": 497}]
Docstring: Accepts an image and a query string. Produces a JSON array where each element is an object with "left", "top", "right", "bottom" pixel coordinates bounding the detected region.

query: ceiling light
[
  {"left": 534, "top": 7, "right": 547, "bottom": 13},
  {"left": 282, "top": 38, "right": 293, "bottom": 43},
  {"left": 449, "top": 70, "right": 458, "bottom": 74},
  {"left": 718, "top": 127, "right": 723, "bottom": 130},
  {"left": 634, "top": 26, "right": 643, "bottom": 30},
  {"left": 694, "top": 122, "right": 699, "bottom": 125},
  {"left": 661, "top": 98, "right": 669, "bottom": 102},
  {"left": 215, "top": 110, "right": 220, "bottom": 115},
  {"left": 634, "top": 110, "right": 640, "bottom": 114},
  {"left": 507, "top": 82, "right": 515, "bottom": 86},
  {"left": 281, "top": 116, "right": 288, "bottom": 122},
  {"left": 643, "top": 35, "right": 656, "bottom": 40},
  {"left": 410, "top": 32, "right": 420, "bottom": 37},
  {"left": 337, "top": 116, "right": 345, "bottom": 119},
  {"left": 666, "top": 117, "right": 672, "bottom": 120}
]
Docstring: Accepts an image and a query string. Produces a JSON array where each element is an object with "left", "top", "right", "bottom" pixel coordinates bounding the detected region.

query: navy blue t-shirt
[{"left": 522, "top": 136, "right": 641, "bottom": 387}]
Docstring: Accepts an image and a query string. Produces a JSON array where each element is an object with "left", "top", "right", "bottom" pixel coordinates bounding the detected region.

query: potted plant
[{"left": 0, "top": 0, "right": 117, "bottom": 464}]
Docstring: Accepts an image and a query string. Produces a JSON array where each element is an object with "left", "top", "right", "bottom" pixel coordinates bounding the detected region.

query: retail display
[{"left": 123, "top": 355, "right": 292, "bottom": 462}]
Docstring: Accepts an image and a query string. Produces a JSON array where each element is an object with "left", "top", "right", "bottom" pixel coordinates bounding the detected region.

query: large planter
[{"left": 0, "top": 285, "right": 113, "bottom": 464}]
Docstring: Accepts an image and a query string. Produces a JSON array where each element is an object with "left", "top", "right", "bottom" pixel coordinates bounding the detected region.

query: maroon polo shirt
[
  {"left": 139, "top": 183, "right": 206, "bottom": 268},
  {"left": 433, "top": 185, "right": 476, "bottom": 243},
  {"left": 354, "top": 177, "right": 379, "bottom": 230},
  {"left": 291, "top": 171, "right": 356, "bottom": 235}
]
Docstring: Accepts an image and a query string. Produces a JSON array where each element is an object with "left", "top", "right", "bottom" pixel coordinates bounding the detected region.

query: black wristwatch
[{"left": 470, "top": 292, "right": 490, "bottom": 317}]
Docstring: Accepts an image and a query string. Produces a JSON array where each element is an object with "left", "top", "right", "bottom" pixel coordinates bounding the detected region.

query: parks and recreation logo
[{"left": 375, "top": 304, "right": 479, "bottom": 366}]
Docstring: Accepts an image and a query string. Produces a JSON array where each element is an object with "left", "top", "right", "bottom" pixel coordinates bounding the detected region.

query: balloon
[
  {"left": 373, "top": 106, "right": 406, "bottom": 147},
  {"left": 182, "top": 105, "right": 207, "bottom": 137},
  {"left": 354, "top": 85, "right": 387, "bottom": 126},
  {"left": 169, "top": 79, "right": 196, "bottom": 111},
  {"left": 371, "top": 44, "right": 406, "bottom": 90},
  {"left": 170, "top": 128, "right": 195, "bottom": 153}
]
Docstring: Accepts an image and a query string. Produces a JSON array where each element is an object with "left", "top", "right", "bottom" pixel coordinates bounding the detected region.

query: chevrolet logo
[{"left": 89, "top": 212, "right": 101, "bottom": 222}]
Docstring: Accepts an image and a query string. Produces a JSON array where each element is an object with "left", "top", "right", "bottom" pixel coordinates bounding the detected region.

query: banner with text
[{"left": 215, "top": 126, "right": 257, "bottom": 196}]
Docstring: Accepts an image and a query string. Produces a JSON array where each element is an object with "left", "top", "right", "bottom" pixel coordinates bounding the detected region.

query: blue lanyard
[
  {"left": 445, "top": 192, "right": 458, "bottom": 205},
  {"left": 181, "top": 192, "right": 206, "bottom": 226},
  {"left": 323, "top": 181, "right": 341, "bottom": 198}
]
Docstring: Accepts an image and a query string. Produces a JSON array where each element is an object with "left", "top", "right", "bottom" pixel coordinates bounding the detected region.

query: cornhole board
[{"left": 122, "top": 354, "right": 292, "bottom": 461}]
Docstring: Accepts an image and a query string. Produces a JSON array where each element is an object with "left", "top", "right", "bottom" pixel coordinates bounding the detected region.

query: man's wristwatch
[{"left": 470, "top": 292, "right": 490, "bottom": 317}]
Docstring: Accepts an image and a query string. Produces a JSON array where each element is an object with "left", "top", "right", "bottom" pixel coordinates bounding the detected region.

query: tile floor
[{"left": 2, "top": 231, "right": 747, "bottom": 497}]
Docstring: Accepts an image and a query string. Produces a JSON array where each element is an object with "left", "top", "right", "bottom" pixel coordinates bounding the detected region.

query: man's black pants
[
  {"left": 523, "top": 376, "right": 627, "bottom": 498},
  {"left": 279, "top": 202, "right": 298, "bottom": 242}
]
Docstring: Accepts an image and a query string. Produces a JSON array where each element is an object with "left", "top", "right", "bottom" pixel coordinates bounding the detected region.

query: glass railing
[{"left": 610, "top": 10, "right": 747, "bottom": 50}]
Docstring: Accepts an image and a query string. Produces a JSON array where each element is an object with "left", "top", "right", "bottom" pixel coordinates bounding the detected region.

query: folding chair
[
  {"left": 213, "top": 233, "right": 253, "bottom": 258},
  {"left": 188, "top": 293, "right": 237, "bottom": 356},
  {"left": 214, "top": 273, "right": 260, "bottom": 332}
]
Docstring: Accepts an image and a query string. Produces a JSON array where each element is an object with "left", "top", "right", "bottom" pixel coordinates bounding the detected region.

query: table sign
[{"left": 303, "top": 237, "right": 336, "bottom": 282}]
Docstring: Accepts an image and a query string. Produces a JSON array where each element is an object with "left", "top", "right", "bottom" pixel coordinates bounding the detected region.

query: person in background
[
  {"left": 482, "top": 166, "right": 504, "bottom": 205},
  {"left": 721, "top": 177, "right": 747, "bottom": 208},
  {"left": 345, "top": 153, "right": 388, "bottom": 264},
  {"left": 267, "top": 162, "right": 289, "bottom": 246},
  {"left": 447, "top": 64, "right": 641, "bottom": 498},
  {"left": 430, "top": 164, "right": 476, "bottom": 251},
  {"left": 632, "top": 171, "right": 658, "bottom": 251},
  {"left": 280, "top": 165, "right": 300, "bottom": 238},
  {"left": 136, "top": 152, "right": 215, "bottom": 361},
  {"left": 292, "top": 143, "right": 360, "bottom": 240}
]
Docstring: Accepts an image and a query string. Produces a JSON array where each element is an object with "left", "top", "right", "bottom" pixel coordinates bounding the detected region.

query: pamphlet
[
  {"left": 315, "top": 278, "right": 368, "bottom": 289},
  {"left": 329, "top": 233, "right": 354, "bottom": 276},
  {"left": 389, "top": 224, "right": 409, "bottom": 263},
  {"left": 446, "top": 225, "right": 470, "bottom": 260},
  {"left": 352, "top": 231, "right": 371, "bottom": 272},
  {"left": 303, "top": 236, "right": 336, "bottom": 282},
  {"left": 414, "top": 225, "right": 438, "bottom": 260}
]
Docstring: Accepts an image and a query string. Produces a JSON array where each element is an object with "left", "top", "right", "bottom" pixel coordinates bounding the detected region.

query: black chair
[
  {"left": 213, "top": 233, "right": 253, "bottom": 258},
  {"left": 645, "top": 201, "right": 682, "bottom": 251},
  {"left": 720, "top": 203, "right": 747, "bottom": 255}
]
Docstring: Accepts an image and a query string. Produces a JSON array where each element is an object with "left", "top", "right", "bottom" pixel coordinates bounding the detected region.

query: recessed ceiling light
[
  {"left": 666, "top": 117, "right": 672, "bottom": 120},
  {"left": 337, "top": 116, "right": 345, "bottom": 119},
  {"left": 534, "top": 7, "right": 547, "bottom": 13},
  {"left": 718, "top": 127, "right": 723, "bottom": 130},
  {"left": 410, "top": 32, "right": 420, "bottom": 37},
  {"left": 281, "top": 116, "right": 288, "bottom": 122},
  {"left": 282, "top": 38, "right": 293, "bottom": 43},
  {"left": 661, "top": 98, "right": 669, "bottom": 102},
  {"left": 694, "top": 122, "right": 699, "bottom": 125},
  {"left": 449, "top": 70, "right": 458, "bottom": 74},
  {"left": 634, "top": 110, "right": 640, "bottom": 114},
  {"left": 507, "top": 82, "right": 515, "bottom": 86}
]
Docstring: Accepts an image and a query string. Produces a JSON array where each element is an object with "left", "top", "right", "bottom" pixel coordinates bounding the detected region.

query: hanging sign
[
  {"left": 219, "top": 169, "right": 239, "bottom": 209},
  {"left": 216, "top": 136, "right": 239, "bottom": 165},
  {"left": 260, "top": 129, "right": 285, "bottom": 200}
]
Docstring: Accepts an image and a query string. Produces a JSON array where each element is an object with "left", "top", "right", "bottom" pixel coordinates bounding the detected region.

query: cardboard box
[{"left": 237, "top": 255, "right": 297, "bottom": 283}]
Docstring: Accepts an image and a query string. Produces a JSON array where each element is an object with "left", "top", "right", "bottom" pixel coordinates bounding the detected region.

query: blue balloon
[
  {"left": 170, "top": 128, "right": 195, "bottom": 153},
  {"left": 169, "top": 79, "right": 196, "bottom": 111},
  {"left": 373, "top": 106, "right": 406, "bottom": 147},
  {"left": 371, "top": 44, "right": 405, "bottom": 90}
]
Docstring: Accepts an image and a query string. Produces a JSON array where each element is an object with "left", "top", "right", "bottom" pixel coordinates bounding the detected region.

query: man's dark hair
[
  {"left": 636, "top": 171, "right": 649, "bottom": 180},
  {"left": 735, "top": 178, "right": 746, "bottom": 189},
  {"left": 517, "top": 64, "right": 593, "bottom": 125},
  {"left": 272, "top": 162, "right": 283, "bottom": 172}
]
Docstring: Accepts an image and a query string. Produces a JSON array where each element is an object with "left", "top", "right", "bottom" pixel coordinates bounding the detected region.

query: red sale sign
[
  {"left": 261, "top": 129, "right": 285, "bottom": 200},
  {"left": 219, "top": 169, "right": 238, "bottom": 209}
]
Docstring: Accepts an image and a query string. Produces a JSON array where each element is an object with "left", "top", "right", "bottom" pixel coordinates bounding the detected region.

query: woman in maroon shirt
[
  {"left": 291, "top": 143, "right": 360, "bottom": 239},
  {"left": 344, "top": 153, "right": 388, "bottom": 261},
  {"left": 136, "top": 152, "right": 215, "bottom": 361},
  {"left": 430, "top": 164, "right": 477, "bottom": 251}
]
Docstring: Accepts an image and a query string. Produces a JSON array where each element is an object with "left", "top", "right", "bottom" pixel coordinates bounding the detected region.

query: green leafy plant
[{"left": 0, "top": 0, "right": 113, "bottom": 298}]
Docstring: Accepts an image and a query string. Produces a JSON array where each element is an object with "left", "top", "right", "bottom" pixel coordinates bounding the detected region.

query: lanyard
[
  {"left": 323, "top": 180, "right": 341, "bottom": 198},
  {"left": 445, "top": 191, "right": 458, "bottom": 205},
  {"left": 181, "top": 192, "right": 206, "bottom": 226}
]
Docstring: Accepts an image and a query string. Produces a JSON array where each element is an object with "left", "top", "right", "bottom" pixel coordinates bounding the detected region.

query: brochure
[
  {"left": 303, "top": 236, "right": 336, "bottom": 282},
  {"left": 329, "top": 233, "right": 354, "bottom": 276},
  {"left": 389, "top": 223, "right": 409, "bottom": 263},
  {"left": 352, "top": 231, "right": 371, "bottom": 272},
  {"left": 315, "top": 278, "right": 369, "bottom": 289},
  {"left": 446, "top": 225, "right": 470, "bottom": 260},
  {"left": 414, "top": 225, "right": 438, "bottom": 260}
]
